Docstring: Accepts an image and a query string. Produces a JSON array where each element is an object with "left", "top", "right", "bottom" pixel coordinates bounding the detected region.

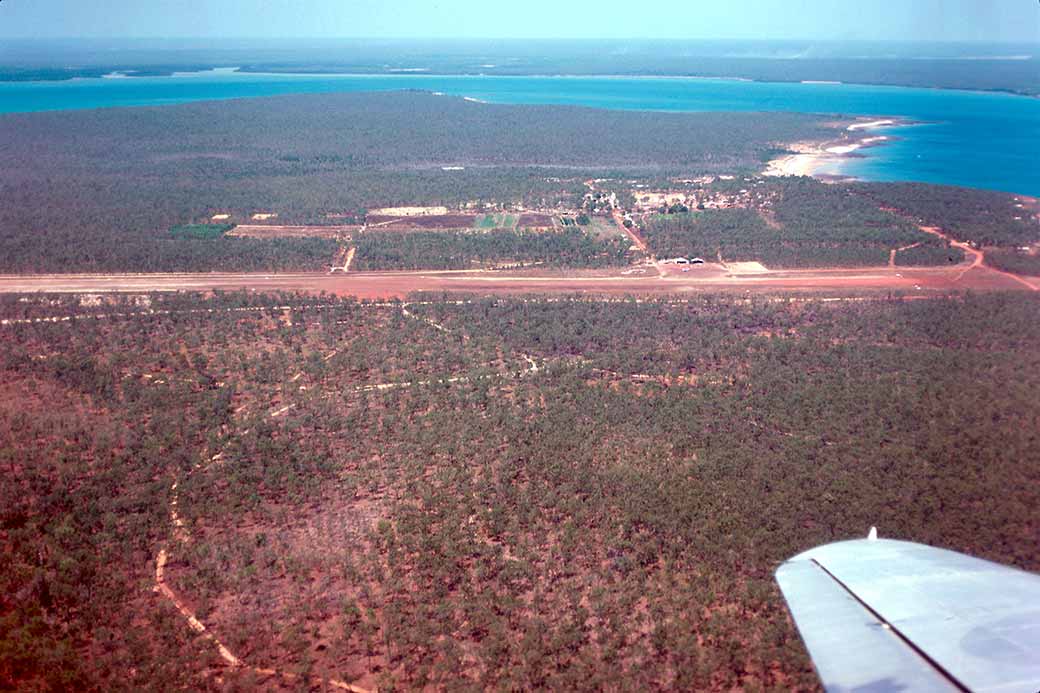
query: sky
[{"left": 0, "top": 0, "right": 1038, "bottom": 41}]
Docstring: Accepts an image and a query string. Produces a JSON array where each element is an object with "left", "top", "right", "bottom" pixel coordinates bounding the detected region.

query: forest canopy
[
  {"left": 0, "top": 91, "right": 828, "bottom": 273},
  {"left": 2, "top": 290, "right": 1038, "bottom": 690},
  {"left": 854, "top": 182, "right": 1040, "bottom": 248},
  {"left": 643, "top": 178, "right": 960, "bottom": 268}
]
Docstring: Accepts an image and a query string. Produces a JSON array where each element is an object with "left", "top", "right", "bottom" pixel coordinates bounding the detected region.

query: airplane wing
[{"left": 775, "top": 532, "right": 1040, "bottom": 692}]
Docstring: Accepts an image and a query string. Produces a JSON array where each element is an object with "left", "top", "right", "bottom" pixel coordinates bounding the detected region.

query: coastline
[{"left": 762, "top": 118, "right": 908, "bottom": 180}]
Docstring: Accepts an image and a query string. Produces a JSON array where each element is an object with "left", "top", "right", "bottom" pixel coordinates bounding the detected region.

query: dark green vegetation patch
[{"left": 167, "top": 223, "right": 234, "bottom": 239}]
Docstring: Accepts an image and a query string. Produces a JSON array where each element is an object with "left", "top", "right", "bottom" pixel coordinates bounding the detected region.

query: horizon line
[{"left": 2, "top": 36, "right": 1039, "bottom": 45}]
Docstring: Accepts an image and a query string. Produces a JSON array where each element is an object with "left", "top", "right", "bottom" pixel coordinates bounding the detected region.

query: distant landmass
[{"left": 1, "top": 38, "right": 1038, "bottom": 95}]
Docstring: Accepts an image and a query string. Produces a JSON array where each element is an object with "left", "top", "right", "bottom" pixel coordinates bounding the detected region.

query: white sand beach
[
  {"left": 763, "top": 133, "right": 891, "bottom": 178},
  {"left": 848, "top": 119, "right": 896, "bottom": 131}
]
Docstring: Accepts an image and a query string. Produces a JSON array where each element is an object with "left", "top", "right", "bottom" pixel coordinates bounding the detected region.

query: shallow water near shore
[{"left": 2, "top": 70, "right": 1038, "bottom": 195}]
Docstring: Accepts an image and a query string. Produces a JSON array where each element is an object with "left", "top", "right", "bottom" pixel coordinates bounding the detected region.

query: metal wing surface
[{"left": 775, "top": 536, "right": 1040, "bottom": 692}]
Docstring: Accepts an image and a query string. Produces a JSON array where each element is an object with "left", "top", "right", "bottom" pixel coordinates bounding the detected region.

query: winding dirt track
[{"left": 0, "top": 257, "right": 1033, "bottom": 298}]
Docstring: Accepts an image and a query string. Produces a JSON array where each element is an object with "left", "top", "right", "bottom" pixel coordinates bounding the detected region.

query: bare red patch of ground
[
  {"left": 228, "top": 225, "right": 360, "bottom": 239},
  {"left": 364, "top": 214, "right": 477, "bottom": 229},
  {"left": 516, "top": 213, "right": 556, "bottom": 229}
]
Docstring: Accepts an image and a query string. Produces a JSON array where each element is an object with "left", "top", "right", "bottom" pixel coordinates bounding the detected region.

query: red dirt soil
[
  {"left": 228, "top": 225, "right": 360, "bottom": 239},
  {"left": 517, "top": 213, "right": 556, "bottom": 228}
]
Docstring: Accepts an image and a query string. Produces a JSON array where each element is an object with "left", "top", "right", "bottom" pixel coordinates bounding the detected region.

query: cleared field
[
  {"left": 365, "top": 213, "right": 478, "bottom": 230},
  {"left": 227, "top": 224, "right": 360, "bottom": 239},
  {"left": 518, "top": 213, "right": 557, "bottom": 229},
  {"left": 368, "top": 205, "right": 449, "bottom": 216},
  {"left": 585, "top": 215, "right": 626, "bottom": 240}
]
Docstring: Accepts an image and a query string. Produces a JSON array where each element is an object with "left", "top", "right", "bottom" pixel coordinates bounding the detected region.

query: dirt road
[
  {"left": 915, "top": 225, "right": 1040, "bottom": 291},
  {"left": 0, "top": 259, "right": 1030, "bottom": 298},
  {"left": 612, "top": 209, "right": 648, "bottom": 253}
]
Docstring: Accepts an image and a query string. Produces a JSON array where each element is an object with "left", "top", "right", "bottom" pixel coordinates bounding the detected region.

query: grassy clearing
[
  {"left": 585, "top": 216, "right": 625, "bottom": 241},
  {"left": 475, "top": 214, "right": 519, "bottom": 230}
]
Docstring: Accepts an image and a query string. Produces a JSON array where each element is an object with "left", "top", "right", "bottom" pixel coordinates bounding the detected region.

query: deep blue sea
[{"left": 2, "top": 69, "right": 1038, "bottom": 195}]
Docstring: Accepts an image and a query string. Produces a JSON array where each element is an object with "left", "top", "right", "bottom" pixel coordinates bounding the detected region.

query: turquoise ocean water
[{"left": 1, "top": 70, "right": 1038, "bottom": 195}]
